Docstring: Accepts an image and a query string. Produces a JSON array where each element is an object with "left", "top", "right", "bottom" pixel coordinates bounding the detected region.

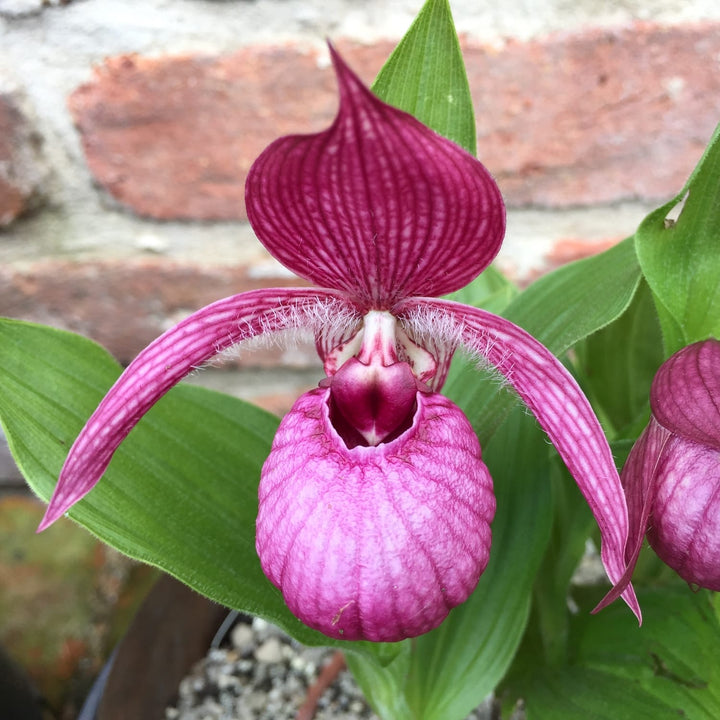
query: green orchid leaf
[
  {"left": 414, "top": 406, "right": 554, "bottom": 720},
  {"left": 526, "top": 461, "right": 596, "bottom": 668},
  {"left": 0, "top": 317, "right": 395, "bottom": 658},
  {"left": 635, "top": 122, "right": 720, "bottom": 354},
  {"left": 445, "top": 263, "right": 518, "bottom": 314},
  {"left": 371, "top": 0, "right": 476, "bottom": 154},
  {"left": 518, "top": 666, "right": 679, "bottom": 719},
  {"left": 446, "top": 235, "right": 643, "bottom": 446},
  {"left": 574, "top": 588, "right": 720, "bottom": 718},
  {"left": 507, "top": 236, "right": 642, "bottom": 356},
  {"left": 575, "top": 279, "right": 664, "bottom": 439},
  {"left": 345, "top": 645, "right": 414, "bottom": 720},
  {"left": 511, "top": 588, "right": 720, "bottom": 719},
  {"left": 432, "top": 238, "right": 644, "bottom": 711}
]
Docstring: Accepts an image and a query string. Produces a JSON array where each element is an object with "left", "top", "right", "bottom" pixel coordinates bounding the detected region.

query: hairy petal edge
[
  {"left": 396, "top": 297, "right": 641, "bottom": 621},
  {"left": 39, "top": 288, "right": 356, "bottom": 531}
]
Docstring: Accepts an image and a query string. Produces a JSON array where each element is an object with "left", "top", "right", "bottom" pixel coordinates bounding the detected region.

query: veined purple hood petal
[
  {"left": 245, "top": 46, "right": 505, "bottom": 308},
  {"left": 39, "top": 288, "right": 356, "bottom": 531},
  {"left": 650, "top": 338, "right": 720, "bottom": 448},
  {"left": 395, "top": 297, "right": 641, "bottom": 621},
  {"left": 256, "top": 387, "right": 495, "bottom": 641}
]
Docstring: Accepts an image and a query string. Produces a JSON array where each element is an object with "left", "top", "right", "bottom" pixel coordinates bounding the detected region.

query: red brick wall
[{"left": 2, "top": 11, "right": 719, "bottom": 374}]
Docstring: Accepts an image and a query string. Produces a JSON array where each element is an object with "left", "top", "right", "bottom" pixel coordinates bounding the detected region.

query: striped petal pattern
[
  {"left": 395, "top": 297, "right": 642, "bottom": 620},
  {"left": 621, "top": 339, "right": 720, "bottom": 591},
  {"left": 646, "top": 434, "right": 720, "bottom": 590},
  {"left": 246, "top": 46, "right": 505, "bottom": 309},
  {"left": 256, "top": 386, "right": 495, "bottom": 641},
  {"left": 39, "top": 288, "right": 356, "bottom": 530},
  {"left": 651, "top": 338, "right": 720, "bottom": 449}
]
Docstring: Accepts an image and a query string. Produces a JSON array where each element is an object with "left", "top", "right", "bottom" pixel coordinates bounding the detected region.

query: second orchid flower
[{"left": 622, "top": 339, "right": 720, "bottom": 591}]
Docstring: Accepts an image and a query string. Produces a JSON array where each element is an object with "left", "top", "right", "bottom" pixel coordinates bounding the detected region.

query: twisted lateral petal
[
  {"left": 256, "top": 387, "right": 495, "bottom": 641},
  {"left": 395, "top": 297, "right": 641, "bottom": 621},
  {"left": 650, "top": 338, "right": 720, "bottom": 449},
  {"left": 245, "top": 47, "right": 505, "bottom": 308},
  {"left": 592, "top": 417, "right": 673, "bottom": 611},
  {"left": 39, "top": 288, "right": 356, "bottom": 531},
  {"left": 620, "top": 418, "right": 671, "bottom": 559}
]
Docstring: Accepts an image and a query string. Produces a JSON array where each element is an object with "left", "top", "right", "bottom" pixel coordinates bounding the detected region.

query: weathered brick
[
  {"left": 0, "top": 176, "right": 25, "bottom": 225},
  {"left": 68, "top": 47, "right": 341, "bottom": 221},
  {"left": 0, "top": 93, "right": 47, "bottom": 226},
  {"left": 543, "top": 237, "right": 620, "bottom": 272},
  {"left": 467, "top": 23, "right": 720, "bottom": 207},
  {"left": 0, "top": 259, "right": 316, "bottom": 367},
  {"left": 68, "top": 23, "right": 720, "bottom": 219}
]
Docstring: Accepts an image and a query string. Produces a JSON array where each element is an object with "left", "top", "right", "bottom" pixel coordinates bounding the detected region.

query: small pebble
[
  {"left": 254, "top": 637, "right": 284, "bottom": 664},
  {"left": 165, "top": 617, "right": 499, "bottom": 720},
  {"left": 231, "top": 623, "right": 255, "bottom": 654}
]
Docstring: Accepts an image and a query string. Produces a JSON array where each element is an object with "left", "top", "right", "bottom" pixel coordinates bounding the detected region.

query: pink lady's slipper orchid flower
[
  {"left": 39, "top": 48, "right": 640, "bottom": 640},
  {"left": 622, "top": 339, "right": 720, "bottom": 591}
]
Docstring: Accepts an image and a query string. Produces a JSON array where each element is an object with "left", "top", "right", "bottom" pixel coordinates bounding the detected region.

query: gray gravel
[{"left": 165, "top": 616, "right": 496, "bottom": 720}]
